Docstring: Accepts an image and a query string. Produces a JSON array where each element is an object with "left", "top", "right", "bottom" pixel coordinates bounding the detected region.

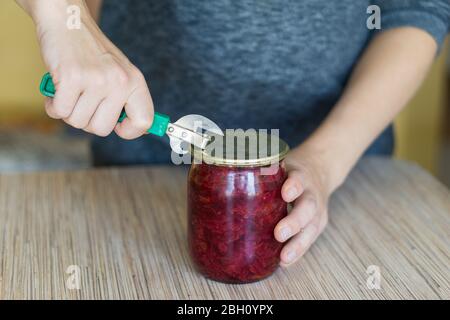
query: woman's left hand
[{"left": 274, "top": 146, "right": 336, "bottom": 267}]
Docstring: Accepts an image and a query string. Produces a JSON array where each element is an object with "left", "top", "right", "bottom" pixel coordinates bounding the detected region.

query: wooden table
[{"left": 0, "top": 157, "right": 448, "bottom": 299}]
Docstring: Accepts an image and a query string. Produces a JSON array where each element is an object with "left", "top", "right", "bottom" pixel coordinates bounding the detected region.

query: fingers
[
  {"left": 44, "top": 97, "right": 58, "bottom": 119},
  {"left": 45, "top": 74, "right": 81, "bottom": 119},
  {"left": 274, "top": 192, "right": 317, "bottom": 242},
  {"left": 281, "top": 170, "right": 304, "bottom": 202},
  {"left": 63, "top": 90, "right": 104, "bottom": 129},
  {"left": 276, "top": 166, "right": 329, "bottom": 266},
  {"left": 114, "top": 71, "right": 154, "bottom": 139},
  {"left": 44, "top": 63, "right": 154, "bottom": 139},
  {"left": 280, "top": 210, "right": 328, "bottom": 266},
  {"left": 280, "top": 221, "right": 318, "bottom": 266},
  {"left": 85, "top": 95, "right": 126, "bottom": 137}
]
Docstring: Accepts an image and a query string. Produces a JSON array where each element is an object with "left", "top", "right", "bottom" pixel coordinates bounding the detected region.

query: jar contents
[{"left": 188, "top": 163, "right": 287, "bottom": 283}]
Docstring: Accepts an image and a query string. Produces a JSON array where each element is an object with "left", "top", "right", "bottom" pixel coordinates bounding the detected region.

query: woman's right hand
[{"left": 19, "top": 0, "right": 154, "bottom": 139}]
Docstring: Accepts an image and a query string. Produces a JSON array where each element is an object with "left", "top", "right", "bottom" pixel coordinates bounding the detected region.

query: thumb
[{"left": 114, "top": 87, "right": 154, "bottom": 140}]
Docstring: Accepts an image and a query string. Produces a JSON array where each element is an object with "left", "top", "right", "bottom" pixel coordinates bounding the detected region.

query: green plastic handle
[{"left": 39, "top": 72, "right": 170, "bottom": 137}]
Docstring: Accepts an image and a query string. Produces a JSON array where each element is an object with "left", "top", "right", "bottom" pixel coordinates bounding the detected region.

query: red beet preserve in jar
[{"left": 188, "top": 132, "right": 289, "bottom": 283}]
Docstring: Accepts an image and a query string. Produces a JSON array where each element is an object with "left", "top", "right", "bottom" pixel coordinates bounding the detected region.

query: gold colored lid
[{"left": 192, "top": 130, "right": 289, "bottom": 167}]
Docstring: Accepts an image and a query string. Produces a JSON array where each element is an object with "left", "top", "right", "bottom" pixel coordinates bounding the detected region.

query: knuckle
[
  {"left": 288, "top": 169, "right": 302, "bottom": 179},
  {"left": 61, "top": 68, "right": 82, "bottom": 86},
  {"left": 290, "top": 197, "right": 317, "bottom": 228},
  {"left": 117, "top": 132, "right": 135, "bottom": 140},
  {"left": 89, "top": 71, "right": 107, "bottom": 87},
  {"left": 93, "top": 125, "right": 113, "bottom": 137},
  {"left": 288, "top": 172, "right": 303, "bottom": 188},
  {"left": 134, "top": 117, "right": 152, "bottom": 132},
  {"left": 44, "top": 102, "right": 57, "bottom": 118},
  {"left": 290, "top": 215, "right": 304, "bottom": 232},
  {"left": 95, "top": 130, "right": 110, "bottom": 138},
  {"left": 303, "top": 195, "right": 317, "bottom": 211},
  {"left": 130, "top": 66, "right": 145, "bottom": 83},
  {"left": 45, "top": 109, "right": 59, "bottom": 119},
  {"left": 66, "top": 118, "right": 84, "bottom": 129},
  {"left": 50, "top": 69, "right": 62, "bottom": 86},
  {"left": 112, "top": 67, "right": 129, "bottom": 86},
  {"left": 144, "top": 115, "right": 154, "bottom": 127},
  {"left": 83, "top": 126, "right": 94, "bottom": 135},
  {"left": 53, "top": 105, "right": 72, "bottom": 118},
  {"left": 95, "top": 127, "right": 112, "bottom": 137},
  {"left": 73, "top": 123, "right": 85, "bottom": 130}
]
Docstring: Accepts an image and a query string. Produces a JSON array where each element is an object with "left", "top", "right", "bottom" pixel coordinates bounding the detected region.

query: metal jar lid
[{"left": 192, "top": 130, "right": 289, "bottom": 167}]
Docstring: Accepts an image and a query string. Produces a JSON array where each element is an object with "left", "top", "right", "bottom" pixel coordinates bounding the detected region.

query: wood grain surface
[{"left": 0, "top": 157, "right": 448, "bottom": 300}]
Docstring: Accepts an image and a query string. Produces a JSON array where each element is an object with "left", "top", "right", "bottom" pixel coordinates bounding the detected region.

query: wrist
[
  {"left": 30, "top": 0, "right": 90, "bottom": 31},
  {"left": 288, "top": 136, "right": 352, "bottom": 194}
]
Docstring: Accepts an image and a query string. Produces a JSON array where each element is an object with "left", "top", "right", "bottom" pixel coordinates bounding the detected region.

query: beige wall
[
  {"left": 394, "top": 41, "right": 448, "bottom": 174},
  {"left": 0, "top": 0, "right": 46, "bottom": 121},
  {"left": 0, "top": 1, "right": 448, "bottom": 174}
]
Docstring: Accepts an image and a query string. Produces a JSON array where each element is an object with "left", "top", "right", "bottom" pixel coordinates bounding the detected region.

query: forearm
[
  {"left": 15, "top": 0, "right": 93, "bottom": 27},
  {"left": 293, "top": 27, "right": 438, "bottom": 192}
]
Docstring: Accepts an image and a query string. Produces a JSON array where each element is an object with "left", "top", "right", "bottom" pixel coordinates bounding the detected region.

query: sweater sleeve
[{"left": 372, "top": 0, "right": 449, "bottom": 49}]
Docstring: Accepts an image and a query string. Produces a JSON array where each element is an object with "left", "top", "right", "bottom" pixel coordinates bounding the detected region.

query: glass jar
[{"left": 188, "top": 132, "right": 289, "bottom": 283}]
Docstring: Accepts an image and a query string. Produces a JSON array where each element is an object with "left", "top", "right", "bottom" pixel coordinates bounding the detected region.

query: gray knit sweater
[{"left": 92, "top": 0, "right": 449, "bottom": 165}]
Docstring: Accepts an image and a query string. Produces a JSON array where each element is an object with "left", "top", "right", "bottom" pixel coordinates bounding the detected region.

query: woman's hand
[
  {"left": 271, "top": 27, "right": 439, "bottom": 267},
  {"left": 274, "top": 145, "right": 338, "bottom": 267},
  {"left": 20, "top": 0, "right": 154, "bottom": 139}
]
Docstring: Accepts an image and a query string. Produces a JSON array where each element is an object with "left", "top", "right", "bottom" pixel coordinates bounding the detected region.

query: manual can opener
[{"left": 40, "top": 73, "right": 223, "bottom": 154}]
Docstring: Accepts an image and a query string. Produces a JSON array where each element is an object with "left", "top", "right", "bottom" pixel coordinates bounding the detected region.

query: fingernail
[
  {"left": 279, "top": 227, "right": 291, "bottom": 241},
  {"left": 285, "top": 250, "right": 296, "bottom": 263},
  {"left": 286, "top": 187, "right": 298, "bottom": 200}
]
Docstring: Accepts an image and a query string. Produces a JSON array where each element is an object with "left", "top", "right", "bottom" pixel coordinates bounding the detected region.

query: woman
[{"left": 16, "top": 0, "right": 449, "bottom": 266}]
